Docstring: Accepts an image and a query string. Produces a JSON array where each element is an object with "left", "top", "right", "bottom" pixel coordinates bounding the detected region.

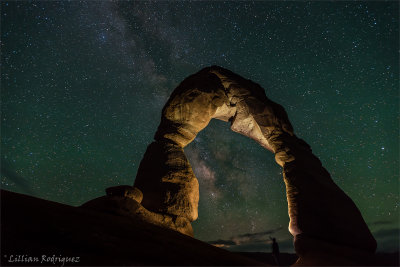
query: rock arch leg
[
  {"left": 134, "top": 68, "right": 229, "bottom": 222},
  {"left": 134, "top": 141, "right": 199, "bottom": 221},
  {"left": 267, "top": 131, "right": 377, "bottom": 263}
]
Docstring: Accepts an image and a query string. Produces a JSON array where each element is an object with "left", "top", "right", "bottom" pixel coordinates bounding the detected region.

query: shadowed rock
[
  {"left": 2, "top": 190, "right": 265, "bottom": 266},
  {"left": 133, "top": 66, "right": 376, "bottom": 264}
]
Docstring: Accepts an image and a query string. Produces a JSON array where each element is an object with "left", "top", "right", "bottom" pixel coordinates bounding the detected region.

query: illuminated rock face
[
  {"left": 135, "top": 141, "right": 199, "bottom": 222},
  {"left": 135, "top": 66, "right": 294, "bottom": 222},
  {"left": 82, "top": 185, "right": 194, "bottom": 237},
  {"left": 133, "top": 66, "right": 376, "bottom": 258}
]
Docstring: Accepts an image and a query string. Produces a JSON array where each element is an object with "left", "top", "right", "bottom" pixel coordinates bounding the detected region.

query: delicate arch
[{"left": 133, "top": 66, "right": 376, "bottom": 258}]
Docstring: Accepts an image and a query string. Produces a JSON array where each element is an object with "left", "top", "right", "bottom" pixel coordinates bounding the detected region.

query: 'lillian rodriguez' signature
[{"left": 4, "top": 254, "right": 80, "bottom": 266}]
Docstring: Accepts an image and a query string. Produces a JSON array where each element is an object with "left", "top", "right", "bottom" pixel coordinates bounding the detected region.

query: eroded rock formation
[
  {"left": 133, "top": 66, "right": 376, "bottom": 263},
  {"left": 82, "top": 185, "right": 194, "bottom": 236},
  {"left": 134, "top": 67, "right": 294, "bottom": 223}
]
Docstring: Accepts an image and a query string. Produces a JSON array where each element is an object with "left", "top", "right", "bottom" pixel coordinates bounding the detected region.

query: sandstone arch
[
  {"left": 133, "top": 66, "right": 376, "bottom": 262},
  {"left": 135, "top": 66, "right": 294, "bottom": 221}
]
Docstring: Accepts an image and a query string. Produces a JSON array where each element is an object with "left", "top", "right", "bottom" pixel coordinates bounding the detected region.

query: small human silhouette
[{"left": 270, "top": 237, "right": 280, "bottom": 266}]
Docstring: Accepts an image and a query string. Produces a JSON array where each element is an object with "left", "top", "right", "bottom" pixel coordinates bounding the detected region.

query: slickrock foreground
[
  {"left": 1, "top": 190, "right": 265, "bottom": 266},
  {"left": 3, "top": 189, "right": 396, "bottom": 266}
]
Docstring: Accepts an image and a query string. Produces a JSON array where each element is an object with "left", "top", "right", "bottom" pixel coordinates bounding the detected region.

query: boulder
[{"left": 81, "top": 189, "right": 193, "bottom": 237}]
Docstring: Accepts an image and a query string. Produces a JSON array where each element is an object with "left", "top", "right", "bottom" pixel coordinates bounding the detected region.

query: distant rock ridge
[{"left": 85, "top": 66, "right": 376, "bottom": 265}]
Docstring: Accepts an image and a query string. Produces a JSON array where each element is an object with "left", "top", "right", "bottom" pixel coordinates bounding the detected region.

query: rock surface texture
[
  {"left": 133, "top": 66, "right": 377, "bottom": 264},
  {"left": 82, "top": 185, "right": 194, "bottom": 236}
]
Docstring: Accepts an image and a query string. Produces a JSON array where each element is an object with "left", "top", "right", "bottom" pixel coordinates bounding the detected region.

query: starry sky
[{"left": 1, "top": 1, "right": 398, "bottom": 253}]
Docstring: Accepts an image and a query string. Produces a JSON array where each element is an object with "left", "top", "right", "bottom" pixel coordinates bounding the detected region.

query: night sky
[{"left": 1, "top": 1, "right": 398, "bottom": 253}]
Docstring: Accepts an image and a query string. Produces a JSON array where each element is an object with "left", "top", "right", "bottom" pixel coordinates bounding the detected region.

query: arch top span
[
  {"left": 133, "top": 66, "right": 377, "bottom": 262},
  {"left": 155, "top": 66, "right": 294, "bottom": 154}
]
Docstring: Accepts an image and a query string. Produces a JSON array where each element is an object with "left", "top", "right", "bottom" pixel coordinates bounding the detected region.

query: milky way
[{"left": 1, "top": 1, "right": 398, "bottom": 252}]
